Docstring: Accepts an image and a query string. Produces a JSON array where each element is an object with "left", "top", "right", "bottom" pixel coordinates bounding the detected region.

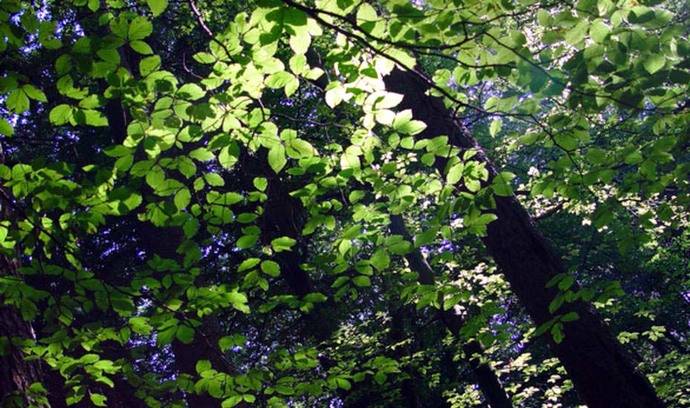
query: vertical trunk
[
  {"left": 260, "top": 173, "right": 313, "bottom": 297},
  {"left": 390, "top": 215, "right": 512, "bottom": 408},
  {"left": 0, "top": 282, "right": 43, "bottom": 407},
  {"left": 99, "top": 55, "right": 224, "bottom": 402},
  {"left": 389, "top": 307, "right": 421, "bottom": 408},
  {"left": 171, "top": 341, "right": 223, "bottom": 408},
  {"left": 135, "top": 223, "right": 222, "bottom": 408},
  {"left": 0, "top": 230, "right": 44, "bottom": 407},
  {"left": 0, "top": 151, "right": 51, "bottom": 406},
  {"left": 384, "top": 68, "right": 664, "bottom": 408},
  {"left": 252, "top": 151, "right": 343, "bottom": 341},
  {"left": 97, "top": 33, "right": 223, "bottom": 401}
]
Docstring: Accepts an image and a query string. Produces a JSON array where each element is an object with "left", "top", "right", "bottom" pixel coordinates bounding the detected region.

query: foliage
[{"left": 0, "top": 0, "right": 688, "bottom": 406}]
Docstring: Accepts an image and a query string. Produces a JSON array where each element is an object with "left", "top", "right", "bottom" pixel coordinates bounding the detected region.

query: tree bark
[
  {"left": 389, "top": 215, "right": 512, "bottom": 408},
  {"left": 0, "top": 149, "right": 52, "bottom": 407},
  {"left": 100, "top": 71, "right": 224, "bottom": 405},
  {"left": 135, "top": 223, "right": 223, "bottom": 408},
  {"left": 0, "top": 220, "right": 44, "bottom": 407},
  {"left": 384, "top": 67, "right": 665, "bottom": 408},
  {"left": 0, "top": 277, "right": 44, "bottom": 407}
]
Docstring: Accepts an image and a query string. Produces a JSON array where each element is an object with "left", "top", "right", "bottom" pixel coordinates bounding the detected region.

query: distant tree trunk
[
  {"left": 390, "top": 215, "right": 512, "bottom": 408},
  {"left": 384, "top": 68, "right": 665, "bottom": 408},
  {"left": 388, "top": 306, "right": 421, "bottom": 408}
]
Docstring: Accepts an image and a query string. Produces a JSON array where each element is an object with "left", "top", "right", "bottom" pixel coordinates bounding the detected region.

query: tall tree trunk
[
  {"left": 100, "top": 66, "right": 223, "bottom": 405},
  {"left": 254, "top": 142, "right": 511, "bottom": 405},
  {"left": 384, "top": 68, "right": 664, "bottom": 408},
  {"left": 251, "top": 150, "right": 343, "bottom": 341},
  {"left": 0, "top": 204, "right": 44, "bottom": 406},
  {"left": 389, "top": 306, "right": 421, "bottom": 408},
  {"left": 135, "top": 223, "right": 223, "bottom": 408},
  {"left": 0, "top": 277, "right": 44, "bottom": 408},
  {"left": 300, "top": 48, "right": 511, "bottom": 405},
  {"left": 390, "top": 215, "right": 512, "bottom": 408}
]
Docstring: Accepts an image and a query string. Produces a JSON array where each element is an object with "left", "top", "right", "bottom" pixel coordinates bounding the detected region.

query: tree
[{"left": 1, "top": 0, "right": 688, "bottom": 407}]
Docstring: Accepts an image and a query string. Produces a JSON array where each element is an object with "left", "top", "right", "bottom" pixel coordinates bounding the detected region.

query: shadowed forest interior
[{"left": 0, "top": 0, "right": 689, "bottom": 407}]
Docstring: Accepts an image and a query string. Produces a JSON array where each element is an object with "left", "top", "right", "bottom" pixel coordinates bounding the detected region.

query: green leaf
[
  {"left": 335, "top": 377, "right": 352, "bottom": 390},
  {"left": 23, "top": 85, "right": 47, "bottom": 102},
  {"left": 204, "top": 173, "right": 225, "bottom": 186},
  {"left": 491, "top": 172, "right": 515, "bottom": 197},
  {"left": 174, "top": 188, "right": 191, "bottom": 210},
  {"left": 260, "top": 260, "right": 280, "bottom": 277},
  {"left": 340, "top": 150, "right": 360, "bottom": 170},
  {"left": 289, "top": 31, "right": 311, "bottom": 55},
  {"left": 189, "top": 147, "right": 214, "bottom": 161},
  {"left": 196, "top": 359, "right": 211, "bottom": 374},
  {"left": 139, "top": 55, "right": 161, "bottom": 76},
  {"left": 590, "top": 19, "right": 610, "bottom": 43},
  {"left": 537, "top": 9, "right": 551, "bottom": 25},
  {"left": 370, "top": 249, "right": 390, "bottom": 271},
  {"left": 303, "top": 293, "right": 327, "bottom": 303},
  {"left": 146, "top": 0, "right": 168, "bottom": 16},
  {"left": 228, "top": 291, "right": 249, "bottom": 313},
  {"left": 268, "top": 145, "right": 287, "bottom": 173},
  {"left": 238, "top": 258, "right": 260, "bottom": 272},
  {"left": 194, "top": 52, "right": 215, "bottom": 64},
  {"left": 219, "top": 143, "right": 240, "bottom": 169},
  {"left": 643, "top": 54, "right": 665, "bottom": 74},
  {"left": 325, "top": 85, "right": 347, "bottom": 108},
  {"left": 446, "top": 163, "right": 464, "bottom": 185},
  {"left": 554, "top": 133, "right": 578, "bottom": 151},
  {"left": 49, "top": 104, "right": 73, "bottom": 125},
  {"left": 97, "top": 49, "right": 121, "bottom": 65},
  {"left": 558, "top": 275, "right": 575, "bottom": 291},
  {"left": 7, "top": 89, "right": 29, "bottom": 113},
  {"left": 129, "top": 16, "right": 153, "bottom": 40},
  {"left": 157, "top": 321, "right": 178, "bottom": 345},
  {"left": 253, "top": 177, "right": 268, "bottom": 192},
  {"left": 222, "top": 396, "right": 243, "bottom": 408},
  {"left": 218, "top": 334, "right": 246, "bottom": 352},
  {"left": 549, "top": 295, "right": 565, "bottom": 314},
  {"left": 177, "top": 83, "right": 205, "bottom": 100},
  {"left": 373, "top": 92, "right": 404, "bottom": 110},
  {"left": 0, "top": 118, "right": 13, "bottom": 136},
  {"left": 271, "top": 236, "right": 296, "bottom": 252},
  {"left": 357, "top": 3, "right": 377, "bottom": 25},
  {"left": 338, "top": 239, "right": 352, "bottom": 255},
  {"left": 289, "top": 54, "right": 307, "bottom": 74},
  {"left": 176, "top": 324, "right": 195, "bottom": 344},
  {"left": 352, "top": 276, "right": 371, "bottom": 287},
  {"left": 282, "top": 8, "right": 307, "bottom": 26},
  {"left": 564, "top": 20, "right": 588, "bottom": 46},
  {"left": 397, "top": 119, "right": 427, "bottom": 135},
  {"left": 489, "top": 118, "right": 502, "bottom": 137},
  {"left": 624, "top": 151, "right": 643, "bottom": 165},
  {"left": 560, "top": 311, "right": 579, "bottom": 322},
  {"left": 81, "top": 109, "right": 108, "bottom": 126},
  {"left": 130, "top": 40, "right": 153, "bottom": 54},
  {"left": 465, "top": 178, "right": 481, "bottom": 193},
  {"left": 129, "top": 317, "right": 153, "bottom": 335},
  {"left": 236, "top": 234, "right": 257, "bottom": 249},
  {"left": 90, "top": 393, "right": 107, "bottom": 407},
  {"left": 286, "top": 138, "right": 315, "bottom": 158},
  {"left": 266, "top": 71, "right": 293, "bottom": 89},
  {"left": 551, "top": 322, "right": 564, "bottom": 343}
]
